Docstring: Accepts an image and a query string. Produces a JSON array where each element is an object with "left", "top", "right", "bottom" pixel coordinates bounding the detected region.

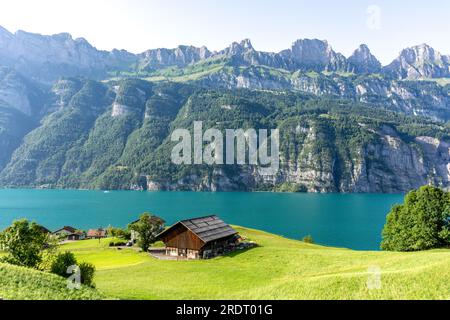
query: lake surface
[{"left": 0, "top": 189, "right": 404, "bottom": 250}]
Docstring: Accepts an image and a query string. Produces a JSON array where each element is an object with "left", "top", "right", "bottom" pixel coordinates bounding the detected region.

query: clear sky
[{"left": 0, "top": 0, "right": 449, "bottom": 64}]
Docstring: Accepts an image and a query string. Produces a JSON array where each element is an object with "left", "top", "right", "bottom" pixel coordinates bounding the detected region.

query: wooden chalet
[{"left": 156, "top": 215, "right": 240, "bottom": 260}]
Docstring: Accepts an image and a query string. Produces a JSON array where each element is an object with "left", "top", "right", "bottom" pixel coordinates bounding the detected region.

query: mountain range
[
  {"left": 0, "top": 26, "right": 450, "bottom": 193},
  {"left": 1, "top": 26, "right": 449, "bottom": 81}
]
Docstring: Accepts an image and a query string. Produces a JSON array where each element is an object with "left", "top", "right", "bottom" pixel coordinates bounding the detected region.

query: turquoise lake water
[{"left": 0, "top": 189, "right": 404, "bottom": 250}]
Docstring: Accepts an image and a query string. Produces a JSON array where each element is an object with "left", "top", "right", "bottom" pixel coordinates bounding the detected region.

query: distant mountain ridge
[
  {"left": 1, "top": 26, "right": 450, "bottom": 193},
  {"left": 0, "top": 25, "right": 449, "bottom": 81}
]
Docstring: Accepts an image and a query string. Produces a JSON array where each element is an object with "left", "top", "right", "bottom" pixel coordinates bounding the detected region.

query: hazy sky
[{"left": 0, "top": 0, "right": 449, "bottom": 64}]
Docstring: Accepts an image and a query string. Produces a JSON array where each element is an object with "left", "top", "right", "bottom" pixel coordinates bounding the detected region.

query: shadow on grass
[{"left": 223, "top": 244, "right": 260, "bottom": 258}]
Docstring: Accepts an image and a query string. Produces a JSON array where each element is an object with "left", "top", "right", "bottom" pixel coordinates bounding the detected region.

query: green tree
[
  {"left": 381, "top": 185, "right": 450, "bottom": 251},
  {"left": 128, "top": 213, "right": 165, "bottom": 252},
  {"left": 50, "top": 251, "right": 77, "bottom": 277},
  {"left": 0, "top": 219, "right": 50, "bottom": 268},
  {"left": 108, "top": 226, "right": 131, "bottom": 240}
]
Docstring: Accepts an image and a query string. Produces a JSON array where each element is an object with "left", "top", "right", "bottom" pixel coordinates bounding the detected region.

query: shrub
[
  {"left": 79, "top": 262, "right": 96, "bottom": 288},
  {"left": 50, "top": 251, "right": 77, "bottom": 278},
  {"left": 50, "top": 252, "right": 96, "bottom": 287},
  {"left": 109, "top": 241, "right": 127, "bottom": 247},
  {"left": 302, "top": 235, "right": 314, "bottom": 244}
]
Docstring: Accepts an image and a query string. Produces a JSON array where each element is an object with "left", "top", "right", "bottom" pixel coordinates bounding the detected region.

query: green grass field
[
  {"left": 0, "top": 262, "right": 102, "bottom": 300},
  {"left": 60, "top": 227, "right": 450, "bottom": 300}
]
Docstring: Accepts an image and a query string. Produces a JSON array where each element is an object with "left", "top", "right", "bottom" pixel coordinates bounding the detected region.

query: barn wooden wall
[{"left": 161, "top": 224, "right": 205, "bottom": 250}]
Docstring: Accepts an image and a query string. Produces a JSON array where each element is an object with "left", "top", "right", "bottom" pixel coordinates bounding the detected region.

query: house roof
[
  {"left": 37, "top": 225, "right": 51, "bottom": 234},
  {"left": 87, "top": 229, "right": 107, "bottom": 237},
  {"left": 157, "top": 215, "right": 238, "bottom": 244},
  {"left": 69, "top": 230, "right": 85, "bottom": 236},
  {"left": 53, "top": 226, "right": 77, "bottom": 234}
]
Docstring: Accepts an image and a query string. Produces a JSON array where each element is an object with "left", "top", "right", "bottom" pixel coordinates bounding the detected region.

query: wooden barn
[{"left": 156, "top": 215, "right": 240, "bottom": 259}]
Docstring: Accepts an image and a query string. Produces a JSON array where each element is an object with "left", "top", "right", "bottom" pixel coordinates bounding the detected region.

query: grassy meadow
[
  {"left": 0, "top": 262, "right": 102, "bottom": 300},
  {"left": 1, "top": 226, "right": 449, "bottom": 300},
  {"left": 58, "top": 227, "right": 450, "bottom": 300}
]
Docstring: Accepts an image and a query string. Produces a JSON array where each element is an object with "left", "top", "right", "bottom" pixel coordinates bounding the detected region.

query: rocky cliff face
[
  {"left": 218, "top": 39, "right": 293, "bottom": 70},
  {"left": 139, "top": 45, "right": 212, "bottom": 70},
  {"left": 0, "top": 27, "right": 139, "bottom": 81},
  {"left": 0, "top": 30, "right": 106, "bottom": 80},
  {"left": 145, "top": 124, "right": 450, "bottom": 193},
  {"left": 384, "top": 44, "right": 450, "bottom": 79},
  {"left": 285, "top": 39, "right": 348, "bottom": 72},
  {"left": 0, "top": 67, "right": 33, "bottom": 116},
  {"left": 0, "top": 67, "right": 46, "bottom": 170},
  {"left": 198, "top": 66, "right": 450, "bottom": 121},
  {"left": 349, "top": 129, "right": 449, "bottom": 193},
  {"left": 0, "top": 26, "right": 13, "bottom": 49}
]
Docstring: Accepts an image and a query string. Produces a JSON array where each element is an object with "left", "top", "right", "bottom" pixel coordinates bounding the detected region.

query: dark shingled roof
[
  {"left": 53, "top": 226, "right": 77, "bottom": 234},
  {"left": 158, "top": 215, "right": 238, "bottom": 243}
]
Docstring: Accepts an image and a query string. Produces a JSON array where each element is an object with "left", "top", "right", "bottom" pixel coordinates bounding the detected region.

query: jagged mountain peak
[
  {"left": 354, "top": 44, "right": 371, "bottom": 55},
  {"left": 174, "top": 44, "right": 212, "bottom": 59},
  {"left": 224, "top": 38, "right": 255, "bottom": 56},
  {"left": 357, "top": 43, "right": 370, "bottom": 50},
  {"left": 385, "top": 43, "right": 450, "bottom": 79},
  {"left": 348, "top": 44, "right": 381, "bottom": 73},
  {"left": 239, "top": 38, "right": 253, "bottom": 50}
]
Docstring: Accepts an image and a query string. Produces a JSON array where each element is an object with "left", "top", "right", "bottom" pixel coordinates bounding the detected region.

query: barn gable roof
[{"left": 158, "top": 215, "right": 238, "bottom": 244}]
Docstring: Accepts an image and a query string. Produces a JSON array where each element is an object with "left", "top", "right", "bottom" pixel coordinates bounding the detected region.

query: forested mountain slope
[{"left": 0, "top": 79, "right": 449, "bottom": 193}]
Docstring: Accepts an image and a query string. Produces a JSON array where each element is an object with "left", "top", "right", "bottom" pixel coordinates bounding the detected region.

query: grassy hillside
[
  {"left": 63, "top": 227, "right": 450, "bottom": 300},
  {"left": 0, "top": 262, "right": 103, "bottom": 300}
]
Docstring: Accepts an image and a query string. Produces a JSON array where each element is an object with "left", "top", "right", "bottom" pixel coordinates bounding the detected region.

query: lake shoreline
[{"left": 0, "top": 185, "right": 406, "bottom": 196}]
